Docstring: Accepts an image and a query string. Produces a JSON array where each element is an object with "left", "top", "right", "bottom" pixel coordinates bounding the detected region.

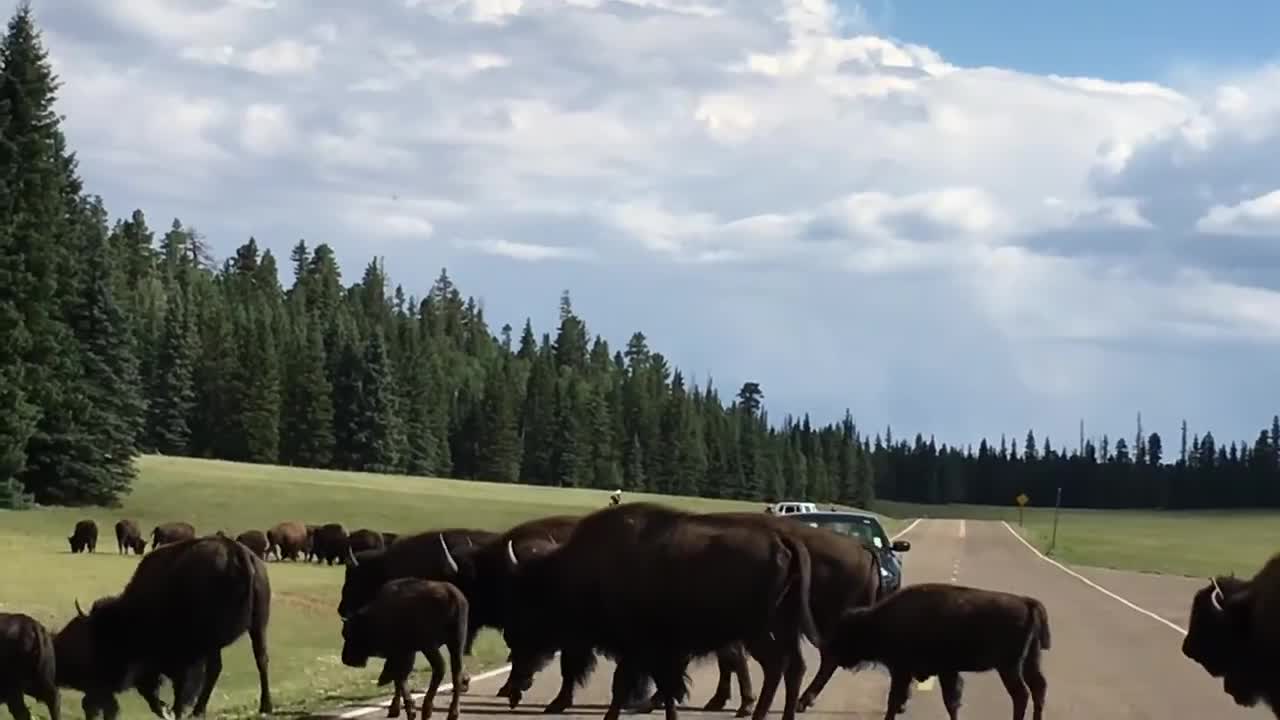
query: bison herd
[{"left": 4, "top": 501, "right": 1276, "bottom": 720}]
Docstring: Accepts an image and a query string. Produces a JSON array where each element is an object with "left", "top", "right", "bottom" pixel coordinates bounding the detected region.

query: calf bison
[
  {"left": 53, "top": 534, "right": 273, "bottom": 719},
  {"left": 0, "top": 612, "right": 61, "bottom": 720},
  {"left": 501, "top": 503, "right": 819, "bottom": 720},
  {"left": 69, "top": 520, "right": 98, "bottom": 554},
  {"left": 1182, "top": 553, "right": 1280, "bottom": 717},
  {"left": 150, "top": 521, "right": 195, "bottom": 550},
  {"left": 236, "top": 530, "right": 270, "bottom": 560},
  {"left": 266, "top": 521, "right": 308, "bottom": 561},
  {"left": 340, "top": 578, "right": 469, "bottom": 720},
  {"left": 348, "top": 528, "right": 385, "bottom": 555},
  {"left": 114, "top": 520, "right": 146, "bottom": 555},
  {"left": 824, "top": 582, "right": 1050, "bottom": 720},
  {"left": 311, "top": 523, "right": 350, "bottom": 565}
]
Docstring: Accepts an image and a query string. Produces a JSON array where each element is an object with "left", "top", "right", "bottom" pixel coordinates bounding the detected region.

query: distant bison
[
  {"left": 236, "top": 530, "right": 270, "bottom": 560},
  {"left": 150, "top": 521, "right": 195, "bottom": 550},
  {"left": 1183, "top": 554, "right": 1280, "bottom": 717},
  {"left": 114, "top": 520, "right": 146, "bottom": 555},
  {"left": 54, "top": 534, "right": 273, "bottom": 719},
  {"left": 348, "top": 529, "right": 385, "bottom": 555},
  {"left": 824, "top": 582, "right": 1050, "bottom": 720},
  {"left": 0, "top": 612, "right": 61, "bottom": 720},
  {"left": 69, "top": 520, "right": 98, "bottom": 554},
  {"left": 341, "top": 578, "right": 469, "bottom": 720},
  {"left": 266, "top": 521, "right": 308, "bottom": 561},
  {"left": 311, "top": 523, "right": 350, "bottom": 565}
]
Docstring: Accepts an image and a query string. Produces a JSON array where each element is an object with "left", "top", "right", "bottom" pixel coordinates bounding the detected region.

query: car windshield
[{"left": 799, "top": 515, "right": 890, "bottom": 550}]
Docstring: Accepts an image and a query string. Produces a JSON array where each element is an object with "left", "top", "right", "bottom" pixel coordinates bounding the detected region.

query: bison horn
[
  {"left": 506, "top": 539, "right": 519, "bottom": 567},
  {"left": 74, "top": 598, "right": 86, "bottom": 618},
  {"left": 440, "top": 533, "right": 459, "bottom": 574},
  {"left": 346, "top": 546, "right": 359, "bottom": 568},
  {"left": 1210, "top": 577, "right": 1225, "bottom": 612}
]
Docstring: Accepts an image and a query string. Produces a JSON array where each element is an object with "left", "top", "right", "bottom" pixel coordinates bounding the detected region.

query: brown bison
[
  {"left": 236, "top": 530, "right": 270, "bottom": 560},
  {"left": 53, "top": 534, "right": 273, "bottom": 719},
  {"left": 150, "top": 521, "right": 195, "bottom": 550},
  {"left": 0, "top": 612, "right": 61, "bottom": 720},
  {"left": 311, "top": 523, "right": 350, "bottom": 565},
  {"left": 501, "top": 502, "right": 820, "bottom": 720},
  {"left": 348, "top": 528, "right": 385, "bottom": 555},
  {"left": 823, "top": 582, "right": 1050, "bottom": 720},
  {"left": 266, "top": 521, "right": 308, "bottom": 561},
  {"left": 69, "top": 520, "right": 98, "bottom": 554},
  {"left": 1182, "top": 553, "right": 1280, "bottom": 717},
  {"left": 340, "top": 578, "right": 469, "bottom": 720},
  {"left": 114, "top": 520, "right": 146, "bottom": 555}
]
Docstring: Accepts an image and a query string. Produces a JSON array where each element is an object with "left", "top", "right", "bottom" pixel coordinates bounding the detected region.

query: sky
[{"left": 28, "top": 0, "right": 1280, "bottom": 454}]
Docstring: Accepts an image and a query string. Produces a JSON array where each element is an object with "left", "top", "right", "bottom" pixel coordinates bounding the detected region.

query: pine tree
[
  {"left": 280, "top": 320, "right": 336, "bottom": 467},
  {"left": 478, "top": 359, "right": 521, "bottom": 482},
  {"left": 147, "top": 288, "right": 196, "bottom": 454}
]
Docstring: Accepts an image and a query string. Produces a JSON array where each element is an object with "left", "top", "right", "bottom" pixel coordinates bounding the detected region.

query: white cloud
[{"left": 35, "top": 0, "right": 1280, "bottom": 444}]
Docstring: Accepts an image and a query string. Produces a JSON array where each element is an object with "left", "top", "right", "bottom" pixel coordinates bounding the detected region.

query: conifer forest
[{"left": 2, "top": 4, "right": 1278, "bottom": 513}]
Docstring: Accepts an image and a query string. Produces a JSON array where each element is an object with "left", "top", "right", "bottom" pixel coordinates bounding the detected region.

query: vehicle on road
[
  {"left": 766, "top": 501, "right": 819, "bottom": 515},
  {"left": 781, "top": 510, "right": 911, "bottom": 595}
]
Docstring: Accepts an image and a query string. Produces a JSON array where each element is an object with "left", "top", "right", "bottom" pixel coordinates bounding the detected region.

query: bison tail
[
  {"left": 781, "top": 533, "right": 821, "bottom": 648},
  {"left": 1029, "top": 599, "right": 1050, "bottom": 651}
]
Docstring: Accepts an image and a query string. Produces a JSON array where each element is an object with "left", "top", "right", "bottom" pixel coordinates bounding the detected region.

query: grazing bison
[
  {"left": 311, "top": 523, "right": 350, "bottom": 565},
  {"left": 69, "top": 520, "right": 98, "bottom": 554},
  {"left": 114, "top": 520, "right": 146, "bottom": 555},
  {"left": 266, "top": 521, "right": 308, "bottom": 561},
  {"left": 236, "top": 530, "right": 270, "bottom": 560},
  {"left": 340, "top": 578, "right": 469, "bottom": 720},
  {"left": 501, "top": 502, "right": 820, "bottom": 720},
  {"left": 150, "top": 521, "right": 195, "bottom": 550},
  {"left": 53, "top": 534, "right": 273, "bottom": 720},
  {"left": 1182, "top": 553, "right": 1280, "bottom": 717},
  {"left": 0, "top": 612, "right": 61, "bottom": 720},
  {"left": 348, "top": 528, "right": 385, "bottom": 555},
  {"left": 824, "top": 582, "right": 1050, "bottom": 720}
]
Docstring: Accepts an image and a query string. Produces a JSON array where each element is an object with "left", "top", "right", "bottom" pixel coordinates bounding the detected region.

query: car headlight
[{"left": 879, "top": 566, "right": 890, "bottom": 577}]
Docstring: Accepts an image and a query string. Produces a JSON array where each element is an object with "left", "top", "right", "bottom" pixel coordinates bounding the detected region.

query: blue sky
[{"left": 31, "top": 0, "right": 1280, "bottom": 454}]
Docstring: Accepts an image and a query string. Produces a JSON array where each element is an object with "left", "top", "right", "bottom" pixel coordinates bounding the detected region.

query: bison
[
  {"left": 114, "top": 520, "right": 146, "bottom": 555},
  {"left": 382, "top": 532, "right": 400, "bottom": 547},
  {"left": 0, "top": 612, "right": 61, "bottom": 720},
  {"left": 1182, "top": 553, "right": 1280, "bottom": 717},
  {"left": 236, "top": 530, "right": 270, "bottom": 560},
  {"left": 340, "top": 578, "right": 469, "bottom": 720},
  {"left": 151, "top": 521, "right": 195, "bottom": 550},
  {"left": 311, "top": 523, "right": 350, "bottom": 565},
  {"left": 53, "top": 534, "right": 273, "bottom": 719},
  {"left": 823, "top": 582, "right": 1050, "bottom": 720},
  {"left": 349, "top": 529, "right": 386, "bottom": 555},
  {"left": 266, "top": 521, "right": 308, "bottom": 561},
  {"left": 501, "top": 502, "right": 820, "bottom": 720},
  {"left": 69, "top": 520, "right": 98, "bottom": 554}
]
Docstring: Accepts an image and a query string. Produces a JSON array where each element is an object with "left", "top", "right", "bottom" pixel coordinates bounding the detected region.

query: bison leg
[
  {"left": 419, "top": 647, "right": 446, "bottom": 720},
  {"left": 84, "top": 692, "right": 121, "bottom": 720},
  {"left": 394, "top": 676, "right": 416, "bottom": 720},
  {"left": 938, "top": 673, "right": 963, "bottom": 720},
  {"left": 1021, "top": 655, "right": 1046, "bottom": 720},
  {"left": 6, "top": 692, "right": 32, "bottom": 720},
  {"left": 190, "top": 651, "right": 224, "bottom": 718},
  {"left": 743, "top": 642, "right": 786, "bottom": 720},
  {"left": 728, "top": 645, "right": 755, "bottom": 717},
  {"left": 543, "top": 644, "right": 596, "bottom": 714},
  {"left": 135, "top": 669, "right": 177, "bottom": 720},
  {"left": 249, "top": 574, "right": 274, "bottom": 715},
  {"left": 447, "top": 636, "right": 465, "bottom": 720},
  {"left": 796, "top": 652, "right": 839, "bottom": 713},
  {"left": 996, "top": 666, "right": 1029, "bottom": 720},
  {"left": 881, "top": 669, "right": 912, "bottom": 720},
  {"left": 604, "top": 661, "right": 643, "bottom": 720}
]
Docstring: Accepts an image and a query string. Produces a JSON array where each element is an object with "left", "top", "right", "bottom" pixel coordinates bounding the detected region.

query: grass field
[
  {"left": 873, "top": 499, "right": 1280, "bottom": 579},
  {"left": 3, "top": 455, "right": 840, "bottom": 720}
]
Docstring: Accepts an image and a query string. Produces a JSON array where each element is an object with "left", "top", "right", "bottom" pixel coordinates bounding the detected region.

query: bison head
[
  {"left": 1183, "top": 575, "right": 1260, "bottom": 705},
  {"left": 68, "top": 535, "right": 80, "bottom": 552},
  {"left": 339, "top": 611, "right": 376, "bottom": 669}
]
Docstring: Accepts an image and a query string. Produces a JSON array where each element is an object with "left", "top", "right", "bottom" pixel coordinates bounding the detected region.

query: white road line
[
  {"left": 334, "top": 664, "right": 518, "bottom": 719},
  {"left": 915, "top": 676, "right": 936, "bottom": 691},
  {"left": 331, "top": 515, "right": 927, "bottom": 718},
  {"left": 958, "top": 519, "right": 966, "bottom": 539},
  {"left": 1000, "top": 521, "right": 1188, "bottom": 636}
]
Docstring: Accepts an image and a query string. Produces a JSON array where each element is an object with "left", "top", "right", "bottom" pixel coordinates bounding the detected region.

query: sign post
[
  {"left": 1015, "top": 493, "right": 1029, "bottom": 527},
  {"left": 1048, "top": 486, "right": 1063, "bottom": 555}
]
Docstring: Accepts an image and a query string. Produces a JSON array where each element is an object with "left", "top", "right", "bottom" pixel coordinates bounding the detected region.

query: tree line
[{"left": 1, "top": 4, "right": 1275, "bottom": 512}]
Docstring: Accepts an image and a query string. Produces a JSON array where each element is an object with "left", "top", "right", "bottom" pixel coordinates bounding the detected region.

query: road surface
[{"left": 321, "top": 519, "right": 1271, "bottom": 719}]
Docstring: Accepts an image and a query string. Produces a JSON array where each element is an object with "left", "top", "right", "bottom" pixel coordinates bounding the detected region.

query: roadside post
[
  {"left": 1048, "top": 486, "right": 1062, "bottom": 555},
  {"left": 1015, "top": 493, "right": 1029, "bottom": 527}
]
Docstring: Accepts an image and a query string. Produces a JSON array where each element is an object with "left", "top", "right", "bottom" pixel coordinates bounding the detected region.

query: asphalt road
[{"left": 323, "top": 519, "right": 1272, "bottom": 720}]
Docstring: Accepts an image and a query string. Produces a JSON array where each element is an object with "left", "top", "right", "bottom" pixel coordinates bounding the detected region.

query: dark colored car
[{"left": 782, "top": 510, "right": 911, "bottom": 596}]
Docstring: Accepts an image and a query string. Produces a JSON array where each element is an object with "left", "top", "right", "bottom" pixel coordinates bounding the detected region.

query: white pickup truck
[{"left": 766, "top": 501, "right": 819, "bottom": 515}]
